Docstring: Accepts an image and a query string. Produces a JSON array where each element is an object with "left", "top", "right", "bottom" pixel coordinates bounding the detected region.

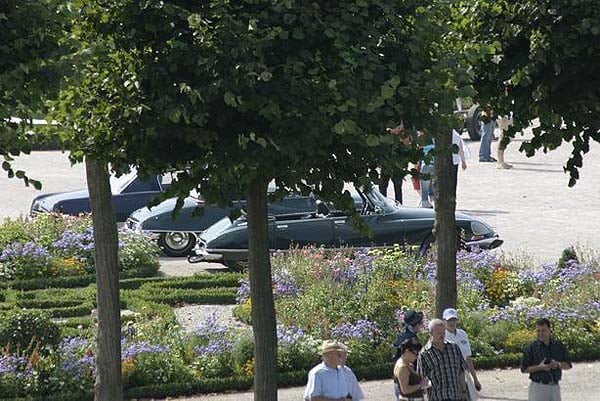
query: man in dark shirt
[
  {"left": 417, "top": 319, "right": 467, "bottom": 401},
  {"left": 521, "top": 318, "right": 572, "bottom": 401}
]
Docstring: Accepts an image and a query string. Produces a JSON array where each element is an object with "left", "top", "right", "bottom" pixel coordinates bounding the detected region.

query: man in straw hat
[{"left": 304, "top": 340, "right": 365, "bottom": 401}]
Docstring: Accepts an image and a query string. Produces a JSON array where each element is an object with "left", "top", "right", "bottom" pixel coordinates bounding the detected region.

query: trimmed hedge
[
  {"left": 137, "top": 286, "right": 238, "bottom": 305},
  {"left": 11, "top": 275, "right": 96, "bottom": 291}
]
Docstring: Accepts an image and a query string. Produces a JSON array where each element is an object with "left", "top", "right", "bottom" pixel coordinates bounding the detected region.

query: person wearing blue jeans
[{"left": 479, "top": 109, "right": 497, "bottom": 162}]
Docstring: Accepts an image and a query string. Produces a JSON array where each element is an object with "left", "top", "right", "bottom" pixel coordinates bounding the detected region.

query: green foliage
[
  {"left": 124, "top": 352, "right": 195, "bottom": 388},
  {"left": 1, "top": 0, "right": 66, "bottom": 187},
  {"left": 558, "top": 247, "right": 579, "bottom": 269},
  {"left": 0, "top": 310, "right": 60, "bottom": 350},
  {"left": 118, "top": 232, "right": 160, "bottom": 277},
  {"left": 231, "top": 334, "right": 255, "bottom": 374},
  {"left": 455, "top": 0, "right": 600, "bottom": 187},
  {"left": 0, "top": 218, "right": 30, "bottom": 248},
  {"left": 503, "top": 328, "right": 535, "bottom": 353}
]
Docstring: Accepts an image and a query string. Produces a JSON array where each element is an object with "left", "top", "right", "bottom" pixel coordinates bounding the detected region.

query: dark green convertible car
[{"left": 188, "top": 186, "right": 503, "bottom": 269}]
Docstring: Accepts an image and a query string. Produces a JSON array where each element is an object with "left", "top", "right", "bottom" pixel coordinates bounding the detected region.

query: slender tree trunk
[
  {"left": 246, "top": 178, "right": 278, "bottom": 401},
  {"left": 85, "top": 158, "right": 123, "bottom": 401},
  {"left": 433, "top": 131, "right": 457, "bottom": 318}
]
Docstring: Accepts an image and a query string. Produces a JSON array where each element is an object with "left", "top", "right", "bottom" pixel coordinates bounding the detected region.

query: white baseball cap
[{"left": 442, "top": 308, "right": 459, "bottom": 321}]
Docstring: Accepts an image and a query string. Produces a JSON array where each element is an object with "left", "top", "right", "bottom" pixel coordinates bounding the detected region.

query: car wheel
[
  {"left": 223, "top": 259, "right": 248, "bottom": 272},
  {"left": 158, "top": 232, "right": 196, "bottom": 257},
  {"left": 466, "top": 104, "right": 482, "bottom": 141}
]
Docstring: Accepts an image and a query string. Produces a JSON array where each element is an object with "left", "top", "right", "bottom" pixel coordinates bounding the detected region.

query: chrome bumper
[{"left": 465, "top": 236, "right": 503, "bottom": 250}]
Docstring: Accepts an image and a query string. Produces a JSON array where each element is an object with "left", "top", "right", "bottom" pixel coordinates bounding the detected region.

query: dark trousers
[
  {"left": 379, "top": 175, "right": 404, "bottom": 204},
  {"left": 452, "top": 164, "right": 459, "bottom": 197}
]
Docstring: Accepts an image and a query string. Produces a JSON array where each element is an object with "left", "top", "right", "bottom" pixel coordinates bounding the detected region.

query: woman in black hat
[
  {"left": 393, "top": 310, "right": 424, "bottom": 351},
  {"left": 393, "top": 310, "right": 424, "bottom": 400}
]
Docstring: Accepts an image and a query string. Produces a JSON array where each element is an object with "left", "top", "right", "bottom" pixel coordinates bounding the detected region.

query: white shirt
[
  {"left": 452, "top": 130, "right": 470, "bottom": 165},
  {"left": 445, "top": 328, "right": 472, "bottom": 359},
  {"left": 304, "top": 362, "right": 365, "bottom": 400}
]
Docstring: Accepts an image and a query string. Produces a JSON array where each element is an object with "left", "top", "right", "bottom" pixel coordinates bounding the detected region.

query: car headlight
[{"left": 470, "top": 221, "right": 492, "bottom": 236}]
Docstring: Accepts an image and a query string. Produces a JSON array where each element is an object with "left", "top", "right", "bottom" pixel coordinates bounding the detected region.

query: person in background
[
  {"left": 418, "top": 130, "right": 435, "bottom": 208},
  {"left": 394, "top": 339, "right": 428, "bottom": 401},
  {"left": 379, "top": 122, "right": 412, "bottom": 204},
  {"left": 393, "top": 310, "right": 425, "bottom": 400},
  {"left": 304, "top": 340, "right": 365, "bottom": 401},
  {"left": 393, "top": 310, "right": 425, "bottom": 354},
  {"left": 451, "top": 130, "right": 468, "bottom": 197},
  {"left": 521, "top": 318, "right": 571, "bottom": 401},
  {"left": 417, "top": 319, "right": 467, "bottom": 401},
  {"left": 478, "top": 107, "right": 497, "bottom": 163},
  {"left": 443, "top": 308, "right": 482, "bottom": 400}
]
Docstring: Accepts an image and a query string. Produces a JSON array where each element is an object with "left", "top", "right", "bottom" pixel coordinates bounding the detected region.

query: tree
[
  {"left": 455, "top": 0, "right": 600, "bottom": 186},
  {"left": 0, "top": 0, "right": 65, "bottom": 188},
  {"left": 52, "top": 1, "right": 460, "bottom": 398}
]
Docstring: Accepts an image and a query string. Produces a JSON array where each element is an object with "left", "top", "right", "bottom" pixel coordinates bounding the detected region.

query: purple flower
[
  {"left": 0, "top": 355, "right": 33, "bottom": 379},
  {"left": 273, "top": 271, "right": 299, "bottom": 298},
  {"left": 236, "top": 278, "right": 250, "bottom": 304},
  {"left": 277, "top": 325, "right": 307, "bottom": 348},
  {"left": 58, "top": 337, "right": 95, "bottom": 379},
  {"left": 122, "top": 341, "right": 169, "bottom": 360},
  {"left": 194, "top": 313, "right": 233, "bottom": 357},
  {"left": 331, "top": 319, "right": 379, "bottom": 343},
  {"left": 0, "top": 241, "right": 51, "bottom": 279}
]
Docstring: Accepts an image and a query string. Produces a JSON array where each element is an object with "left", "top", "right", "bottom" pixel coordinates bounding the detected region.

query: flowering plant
[{"left": 0, "top": 241, "right": 51, "bottom": 280}]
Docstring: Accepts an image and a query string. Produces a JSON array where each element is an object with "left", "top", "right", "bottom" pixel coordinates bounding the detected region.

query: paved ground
[
  {"left": 3, "top": 131, "right": 600, "bottom": 263},
  {"left": 176, "top": 361, "right": 600, "bottom": 401}
]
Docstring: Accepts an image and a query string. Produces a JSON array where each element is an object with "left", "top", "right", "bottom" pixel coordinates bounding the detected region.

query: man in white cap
[
  {"left": 443, "top": 308, "right": 482, "bottom": 400},
  {"left": 304, "top": 340, "right": 365, "bottom": 401}
]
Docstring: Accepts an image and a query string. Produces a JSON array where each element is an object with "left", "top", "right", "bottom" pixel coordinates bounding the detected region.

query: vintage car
[
  {"left": 188, "top": 186, "right": 503, "bottom": 269},
  {"left": 30, "top": 169, "right": 174, "bottom": 222},
  {"left": 126, "top": 193, "right": 321, "bottom": 257}
]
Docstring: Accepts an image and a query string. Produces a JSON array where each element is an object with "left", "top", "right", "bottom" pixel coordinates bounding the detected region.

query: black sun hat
[{"left": 404, "top": 310, "right": 424, "bottom": 326}]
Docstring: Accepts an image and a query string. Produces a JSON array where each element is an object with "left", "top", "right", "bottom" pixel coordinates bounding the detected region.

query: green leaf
[{"left": 224, "top": 92, "right": 238, "bottom": 107}]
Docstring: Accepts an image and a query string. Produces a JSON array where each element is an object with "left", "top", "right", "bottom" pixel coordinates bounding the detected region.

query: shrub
[
  {"left": 123, "top": 352, "right": 194, "bottom": 388},
  {"left": 557, "top": 246, "right": 578, "bottom": 269},
  {"left": 232, "top": 334, "right": 255, "bottom": 375},
  {"left": 0, "top": 310, "right": 60, "bottom": 351},
  {"left": 49, "top": 257, "right": 87, "bottom": 277},
  {"left": 51, "top": 228, "right": 95, "bottom": 270},
  {"left": 0, "top": 218, "right": 30, "bottom": 248},
  {"left": 118, "top": 232, "right": 160, "bottom": 277},
  {"left": 0, "top": 242, "right": 52, "bottom": 280},
  {"left": 503, "top": 328, "right": 535, "bottom": 353}
]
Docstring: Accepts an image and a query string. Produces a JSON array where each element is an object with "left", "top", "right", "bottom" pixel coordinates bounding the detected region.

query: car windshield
[
  {"left": 109, "top": 170, "right": 138, "bottom": 194},
  {"left": 362, "top": 185, "right": 400, "bottom": 215}
]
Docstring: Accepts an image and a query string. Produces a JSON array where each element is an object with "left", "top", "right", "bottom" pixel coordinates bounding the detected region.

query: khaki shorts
[{"left": 528, "top": 381, "right": 561, "bottom": 401}]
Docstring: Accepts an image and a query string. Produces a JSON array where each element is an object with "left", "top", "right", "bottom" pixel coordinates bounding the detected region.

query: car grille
[{"left": 125, "top": 217, "right": 140, "bottom": 231}]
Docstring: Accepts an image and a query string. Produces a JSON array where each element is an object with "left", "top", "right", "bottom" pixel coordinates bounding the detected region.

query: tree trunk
[
  {"left": 246, "top": 178, "right": 278, "bottom": 401},
  {"left": 433, "top": 131, "right": 457, "bottom": 318},
  {"left": 85, "top": 158, "right": 124, "bottom": 401}
]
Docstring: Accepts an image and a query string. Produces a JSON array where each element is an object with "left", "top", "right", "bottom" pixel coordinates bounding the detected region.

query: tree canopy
[
  {"left": 455, "top": 0, "right": 600, "bottom": 186},
  {"left": 0, "top": 0, "right": 65, "bottom": 187}
]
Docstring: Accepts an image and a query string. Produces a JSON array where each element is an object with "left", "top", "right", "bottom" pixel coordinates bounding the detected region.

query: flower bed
[
  {"left": 0, "top": 244, "right": 598, "bottom": 399},
  {"left": 0, "top": 214, "right": 160, "bottom": 281}
]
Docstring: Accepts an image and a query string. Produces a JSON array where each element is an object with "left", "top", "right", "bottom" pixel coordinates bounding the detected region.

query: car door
[
  {"left": 334, "top": 212, "right": 406, "bottom": 248},
  {"left": 273, "top": 216, "right": 335, "bottom": 250}
]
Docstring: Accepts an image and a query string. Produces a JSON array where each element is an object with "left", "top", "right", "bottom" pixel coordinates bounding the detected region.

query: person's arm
[
  {"left": 457, "top": 134, "right": 467, "bottom": 170},
  {"left": 556, "top": 343, "right": 573, "bottom": 370},
  {"left": 396, "top": 365, "right": 423, "bottom": 397},
  {"left": 465, "top": 356, "right": 481, "bottom": 390}
]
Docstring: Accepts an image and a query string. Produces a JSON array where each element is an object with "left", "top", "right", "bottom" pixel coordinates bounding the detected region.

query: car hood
[
  {"left": 129, "top": 196, "right": 200, "bottom": 222},
  {"left": 200, "top": 216, "right": 237, "bottom": 243},
  {"left": 32, "top": 189, "right": 89, "bottom": 210}
]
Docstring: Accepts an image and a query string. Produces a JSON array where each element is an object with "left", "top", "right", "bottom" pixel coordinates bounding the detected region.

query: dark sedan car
[
  {"left": 188, "top": 186, "right": 503, "bottom": 269},
  {"left": 30, "top": 169, "right": 174, "bottom": 222},
  {"left": 126, "top": 193, "right": 319, "bottom": 257}
]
